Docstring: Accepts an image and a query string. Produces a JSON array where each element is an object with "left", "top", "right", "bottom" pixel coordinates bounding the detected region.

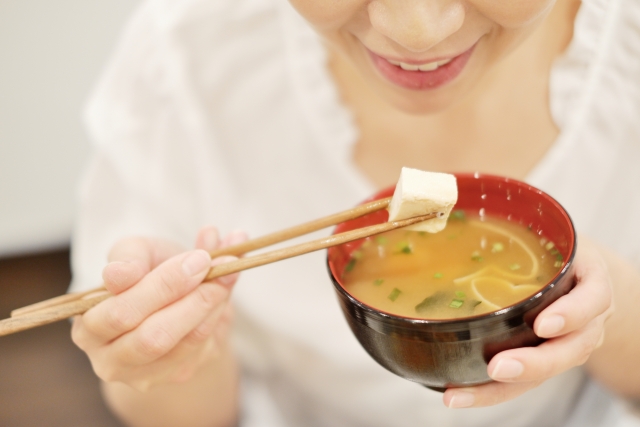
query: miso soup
[{"left": 341, "top": 211, "right": 563, "bottom": 319}]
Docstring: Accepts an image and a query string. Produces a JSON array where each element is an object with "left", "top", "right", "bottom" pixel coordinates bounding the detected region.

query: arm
[
  {"left": 584, "top": 242, "right": 640, "bottom": 398},
  {"left": 443, "top": 235, "right": 640, "bottom": 408},
  {"left": 72, "top": 227, "right": 246, "bottom": 427}
]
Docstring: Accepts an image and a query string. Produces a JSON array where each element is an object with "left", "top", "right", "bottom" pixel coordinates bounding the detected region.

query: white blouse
[{"left": 71, "top": 0, "right": 640, "bottom": 426}]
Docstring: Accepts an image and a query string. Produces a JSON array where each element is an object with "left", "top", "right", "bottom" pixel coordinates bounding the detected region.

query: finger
[
  {"left": 220, "top": 230, "right": 248, "bottom": 249},
  {"left": 488, "top": 317, "right": 604, "bottom": 383},
  {"left": 534, "top": 259, "right": 611, "bottom": 338},
  {"left": 82, "top": 250, "right": 212, "bottom": 341},
  {"left": 444, "top": 380, "right": 542, "bottom": 408},
  {"left": 124, "top": 302, "right": 230, "bottom": 388},
  {"left": 102, "top": 261, "right": 147, "bottom": 295},
  {"left": 212, "top": 303, "right": 234, "bottom": 345},
  {"left": 109, "top": 283, "right": 228, "bottom": 366},
  {"left": 118, "top": 334, "right": 218, "bottom": 390},
  {"left": 208, "top": 255, "right": 241, "bottom": 289},
  {"left": 181, "top": 298, "right": 230, "bottom": 346},
  {"left": 103, "top": 237, "right": 185, "bottom": 294},
  {"left": 195, "top": 226, "right": 220, "bottom": 252}
]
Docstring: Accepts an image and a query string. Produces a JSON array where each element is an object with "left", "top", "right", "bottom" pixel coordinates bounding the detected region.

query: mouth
[
  {"left": 387, "top": 57, "right": 454, "bottom": 72},
  {"left": 368, "top": 45, "right": 476, "bottom": 91}
]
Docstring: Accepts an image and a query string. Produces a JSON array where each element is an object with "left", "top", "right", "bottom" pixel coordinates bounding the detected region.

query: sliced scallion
[
  {"left": 471, "top": 251, "right": 484, "bottom": 262},
  {"left": 344, "top": 258, "right": 356, "bottom": 272},
  {"left": 449, "top": 210, "right": 466, "bottom": 221},
  {"left": 388, "top": 288, "right": 402, "bottom": 302},
  {"left": 397, "top": 241, "right": 412, "bottom": 254},
  {"left": 449, "top": 299, "right": 464, "bottom": 309}
]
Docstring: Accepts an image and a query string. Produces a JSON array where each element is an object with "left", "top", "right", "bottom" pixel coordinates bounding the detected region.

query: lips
[{"left": 369, "top": 45, "right": 476, "bottom": 90}]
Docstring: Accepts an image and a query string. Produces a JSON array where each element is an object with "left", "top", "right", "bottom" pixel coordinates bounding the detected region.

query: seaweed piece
[{"left": 415, "top": 291, "right": 448, "bottom": 314}]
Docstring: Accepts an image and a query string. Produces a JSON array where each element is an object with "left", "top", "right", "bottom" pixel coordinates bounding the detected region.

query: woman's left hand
[{"left": 443, "top": 238, "right": 615, "bottom": 408}]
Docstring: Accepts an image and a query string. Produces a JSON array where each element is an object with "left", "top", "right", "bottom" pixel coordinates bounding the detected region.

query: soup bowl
[{"left": 326, "top": 173, "right": 576, "bottom": 390}]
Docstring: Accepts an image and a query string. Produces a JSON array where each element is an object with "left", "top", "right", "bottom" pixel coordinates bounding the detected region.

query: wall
[{"left": 0, "top": 0, "right": 138, "bottom": 256}]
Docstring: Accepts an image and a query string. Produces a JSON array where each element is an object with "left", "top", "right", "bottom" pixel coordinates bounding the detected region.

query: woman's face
[{"left": 288, "top": 0, "right": 558, "bottom": 113}]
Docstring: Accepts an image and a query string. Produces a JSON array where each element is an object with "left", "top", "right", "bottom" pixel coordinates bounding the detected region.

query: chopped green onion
[
  {"left": 509, "top": 263, "right": 521, "bottom": 271},
  {"left": 397, "top": 242, "right": 412, "bottom": 254},
  {"left": 449, "top": 299, "right": 464, "bottom": 309},
  {"left": 455, "top": 291, "right": 466, "bottom": 299},
  {"left": 471, "top": 300, "right": 482, "bottom": 308},
  {"left": 375, "top": 236, "right": 388, "bottom": 245},
  {"left": 344, "top": 258, "right": 356, "bottom": 272},
  {"left": 433, "top": 272, "right": 443, "bottom": 279},
  {"left": 555, "top": 253, "right": 563, "bottom": 261},
  {"left": 449, "top": 210, "right": 466, "bottom": 221},
  {"left": 388, "top": 288, "right": 402, "bottom": 302},
  {"left": 554, "top": 261, "right": 563, "bottom": 268},
  {"left": 418, "top": 231, "right": 427, "bottom": 237},
  {"left": 545, "top": 241, "right": 555, "bottom": 251},
  {"left": 471, "top": 251, "right": 484, "bottom": 262},
  {"left": 491, "top": 242, "right": 505, "bottom": 253},
  {"left": 373, "top": 279, "right": 384, "bottom": 286},
  {"left": 351, "top": 250, "right": 363, "bottom": 260}
]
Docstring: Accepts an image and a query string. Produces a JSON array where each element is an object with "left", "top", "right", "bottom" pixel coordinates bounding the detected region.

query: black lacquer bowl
[{"left": 327, "top": 173, "right": 577, "bottom": 390}]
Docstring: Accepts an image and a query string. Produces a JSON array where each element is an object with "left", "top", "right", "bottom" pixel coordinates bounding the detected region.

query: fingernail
[
  {"left": 448, "top": 392, "right": 474, "bottom": 408},
  {"left": 490, "top": 358, "right": 524, "bottom": 380},
  {"left": 182, "top": 250, "right": 211, "bottom": 276},
  {"left": 537, "top": 314, "right": 565, "bottom": 337}
]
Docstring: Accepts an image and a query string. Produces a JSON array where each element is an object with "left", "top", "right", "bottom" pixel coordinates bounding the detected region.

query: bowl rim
[{"left": 327, "top": 172, "right": 577, "bottom": 326}]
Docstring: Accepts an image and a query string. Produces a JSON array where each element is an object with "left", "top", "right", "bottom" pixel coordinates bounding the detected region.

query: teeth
[
  {"left": 389, "top": 58, "right": 452, "bottom": 72},
  {"left": 417, "top": 62, "right": 438, "bottom": 71},
  {"left": 399, "top": 63, "right": 420, "bottom": 71}
]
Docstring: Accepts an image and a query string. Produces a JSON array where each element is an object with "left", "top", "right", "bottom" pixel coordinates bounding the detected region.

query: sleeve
[{"left": 69, "top": 0, "right": 239, "bottom": 293}]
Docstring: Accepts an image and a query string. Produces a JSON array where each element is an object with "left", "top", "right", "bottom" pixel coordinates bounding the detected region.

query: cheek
[
  {"left": 287, "top": 0, "right": 365, "bottom": 31},
  {"left": 473, "top": 0, "right": 556, "bottom": 28}
]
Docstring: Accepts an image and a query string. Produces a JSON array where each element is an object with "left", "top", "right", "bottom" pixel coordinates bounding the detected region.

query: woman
[{"left": 69, "top": 0, "right": 640, "bottom": 426}]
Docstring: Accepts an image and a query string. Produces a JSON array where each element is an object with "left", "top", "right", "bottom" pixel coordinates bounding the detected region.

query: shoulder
[
  {"left": 550, "top": 0, "right": 640, "bottom": 136},
  {"left": 84, "top": 0, "right": 288, "bottom": 144}
]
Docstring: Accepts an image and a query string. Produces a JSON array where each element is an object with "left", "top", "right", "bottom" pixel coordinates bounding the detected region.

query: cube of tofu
[{"left": 387, "top": 168, "right": 458, "bottom": 233}]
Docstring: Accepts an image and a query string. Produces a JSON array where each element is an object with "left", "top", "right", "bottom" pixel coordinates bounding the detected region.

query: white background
[{"left": 0, "top": 0, "right": 138, "bottom": 256}]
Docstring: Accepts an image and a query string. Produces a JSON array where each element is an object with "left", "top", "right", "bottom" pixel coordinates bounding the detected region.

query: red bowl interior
[{"left": 328, "top": 173, "right": 576, "bottom": 304}]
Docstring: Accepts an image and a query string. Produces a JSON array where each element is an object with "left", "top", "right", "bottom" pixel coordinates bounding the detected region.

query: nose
[{"left": 368, "top": 0, "right": 465, "bottom": 53}]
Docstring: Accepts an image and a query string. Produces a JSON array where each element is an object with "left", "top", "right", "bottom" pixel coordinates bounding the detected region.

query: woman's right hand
[{"left": 71, "top": 226, "right": 247, "bottom": 391}]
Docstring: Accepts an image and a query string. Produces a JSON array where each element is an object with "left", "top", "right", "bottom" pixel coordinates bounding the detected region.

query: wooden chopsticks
[{"left": 0, "top": 196, "right": 439, "bottom": 336}]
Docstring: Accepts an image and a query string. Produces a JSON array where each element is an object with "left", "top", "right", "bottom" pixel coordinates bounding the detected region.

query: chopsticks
[{"left": 0, "top": 196, "right": 439, "bottom": 336}]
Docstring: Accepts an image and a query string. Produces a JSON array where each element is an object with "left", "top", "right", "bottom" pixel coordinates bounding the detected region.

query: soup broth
[{"left": 341, "top": 211, "right": 563, "bottom": 319}]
